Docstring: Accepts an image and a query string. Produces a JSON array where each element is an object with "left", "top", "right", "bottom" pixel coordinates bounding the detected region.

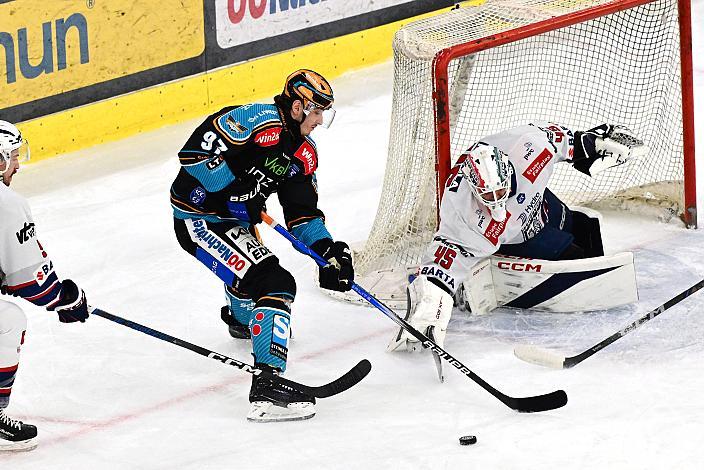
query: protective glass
[
  {"left": 0, "top": 138, "right": 30, "bottom": 165},
  {"left": 303, "top": 103, "right": 336, "bottom": 128}
]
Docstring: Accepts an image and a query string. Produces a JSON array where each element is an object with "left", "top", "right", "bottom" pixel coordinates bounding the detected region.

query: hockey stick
[
  {"left": 90, "top": 307, "right": 371, "bottom": 399},
  {"left": 514, "top": 278, "right": 704, "bottom": 369},
  {"left": 261, "top": 212, "right": 567, "bottom": 413}
]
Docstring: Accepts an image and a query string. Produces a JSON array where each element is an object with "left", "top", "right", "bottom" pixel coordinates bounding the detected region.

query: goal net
[{"left": 340, "top": 0, "right": 695, "bottom": 308}]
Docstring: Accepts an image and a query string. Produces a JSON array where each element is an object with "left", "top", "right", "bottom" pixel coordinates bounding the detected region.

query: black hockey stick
[
  {"left": 514, "top": 278, "right": 704, "bottom": 369},
  {"left": 90, "top": 307, "right": 371, "bottom": 398},
  {"left": 261, "top": 212, "right": 567, "bottom": 413}
]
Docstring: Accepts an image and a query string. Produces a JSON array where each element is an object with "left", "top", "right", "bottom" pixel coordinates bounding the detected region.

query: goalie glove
[
  {"left": 387, "top": 275, "right": 453, "bottom": 353},
  {"left": 572, "top": 124, "right": 647, "bottom": 176}
]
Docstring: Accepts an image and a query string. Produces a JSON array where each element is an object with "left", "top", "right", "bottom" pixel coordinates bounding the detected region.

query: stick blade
[
  {"left": 304, "top": 359, "right": 372, "bottom": 398},
  {"left": 510, "top": 389, "right": 568, "bottom": 413},
  {"left": 514, "top": 344, "right": 566, "bottom": 369}
]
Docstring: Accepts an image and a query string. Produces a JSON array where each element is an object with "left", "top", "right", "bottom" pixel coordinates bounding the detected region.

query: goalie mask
[
  {"left": 0, "top": 120, "right": 29, "bottom": 171},
  {"left": 460, "top": 142, "right": 512, "bottom": 222},
  {"left": 282, "top": 69, "right": 336, "bottom": 128}
]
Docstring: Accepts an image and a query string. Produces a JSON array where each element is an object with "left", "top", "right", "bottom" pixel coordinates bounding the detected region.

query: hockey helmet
[
  {"left": 282, "top": 69, "right": 336, "bottom": 128},
  {"left": 0, "top": 120, "right": 29, "bottom": 166},
  {"left": 460, "top": 142, "right": 512, "bottom": 222}
]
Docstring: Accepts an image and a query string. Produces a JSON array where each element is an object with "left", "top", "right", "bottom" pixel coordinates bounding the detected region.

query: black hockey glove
[
  {"left": 311, "top": 238, "right": 354, "bottom": 292},
  {"left": 573, "top": 124, "right": 644, "bottom": 176},
  {"left": 226, "top": 179, "right": 267, "bottom": 225},
  {"left": 55, "top": 279, "right": 89, "bottom": 323}
]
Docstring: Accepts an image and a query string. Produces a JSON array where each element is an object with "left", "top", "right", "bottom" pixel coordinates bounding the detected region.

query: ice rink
[{"left": 5, "top": 3, "right": 704, "bottom": 468}]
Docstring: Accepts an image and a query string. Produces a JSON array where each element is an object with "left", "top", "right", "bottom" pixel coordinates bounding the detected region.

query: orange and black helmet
[{"left": 282, "top": 69, "right": 334, "bottom": 110}]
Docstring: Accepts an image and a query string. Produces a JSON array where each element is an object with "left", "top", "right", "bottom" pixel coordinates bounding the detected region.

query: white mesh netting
[{"left": 342, "top": 0, "right": 687, "bottom": 306}]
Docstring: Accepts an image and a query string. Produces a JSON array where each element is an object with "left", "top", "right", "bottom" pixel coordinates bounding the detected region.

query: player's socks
[
  {"left": 0, "top": 408, "right": 37, "bottom": 452},
  {"left": 220, "top": 306, "right": 251, "bottom": 339},
  {"left": 247, "top": 363, "right": 315, "bottom": 422},
  {"left": 222, "top": 287, "right": 255, "bottom": 339}
]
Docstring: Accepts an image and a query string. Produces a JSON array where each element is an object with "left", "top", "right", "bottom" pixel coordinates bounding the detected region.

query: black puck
[{"left": 459, "top": 435, "right": 477, "bottom": 446}]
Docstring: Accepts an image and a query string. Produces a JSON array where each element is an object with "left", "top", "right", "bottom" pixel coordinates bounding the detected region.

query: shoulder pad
[{"left": 213, "top": 104, "right": 281, "bottom": 144}]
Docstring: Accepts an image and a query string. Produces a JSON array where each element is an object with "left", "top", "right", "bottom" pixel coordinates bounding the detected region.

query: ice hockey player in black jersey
[
  {"left": 170, "top": 70, "right": 354, "bottom": 422},
  {"left": 0, "top": 121, "right": 90, "bottom": 452}
]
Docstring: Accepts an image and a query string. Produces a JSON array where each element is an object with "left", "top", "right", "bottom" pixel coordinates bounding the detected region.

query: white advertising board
[{"left": 216, "top": 0, "right": 416, "bottom": 48}]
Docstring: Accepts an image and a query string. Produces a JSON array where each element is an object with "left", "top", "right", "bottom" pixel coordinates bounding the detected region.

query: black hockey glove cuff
[
  {"left": 311, "top": 238, "right": 354, "bottom": 292},
  {"left": 54, "top": 279, "right": 89, "bottom": 323}
]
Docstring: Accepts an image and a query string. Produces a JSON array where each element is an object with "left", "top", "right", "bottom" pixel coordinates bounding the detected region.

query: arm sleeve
[
  {"left": 418, "top": 188, "right": 499, "bottom": 295},
  {"left": 278, "top": 173, "right": 330, "bottom": 246},
  {"left": 0, "top": 201, "right": 63, "bottom": 309},
  {"left": 526, "top": 121, "right": 576, "bottom": 164}
]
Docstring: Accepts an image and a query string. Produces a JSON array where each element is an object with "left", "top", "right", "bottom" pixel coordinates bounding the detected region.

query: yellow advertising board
[{"left": 0, "top": 0, "right": 205, "bottom": 109}]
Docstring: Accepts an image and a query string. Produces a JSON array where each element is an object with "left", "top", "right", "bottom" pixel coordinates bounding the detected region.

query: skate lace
[{"left": 0, "top": 410, "right": 23, "bottom": 430}]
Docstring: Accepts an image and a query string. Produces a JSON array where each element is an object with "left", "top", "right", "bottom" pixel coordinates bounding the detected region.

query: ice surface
[{"left": 5, "top": 3, "right": 704, "bottom": 467}]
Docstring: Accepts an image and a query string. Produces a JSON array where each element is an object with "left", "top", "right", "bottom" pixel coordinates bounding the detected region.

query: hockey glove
[
  {"left": 226, "top": 179, "right": 267, "bottom": 225},
  {"left": 311, "top": 238, "right": 354, "bottom": 292},
  {"left": 54, "top": 279, "right": 89, "bottom": 323},
  {"left": 573, "top": 124, "right": 646, "bottom": 176},
  {"left": 388, "top": 276, "right": 453, "bottom": 353}
]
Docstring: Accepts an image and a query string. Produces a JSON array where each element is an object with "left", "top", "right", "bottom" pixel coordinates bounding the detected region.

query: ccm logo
[{"left": 497, "top": 262, "right": 542, "bottom": 272}]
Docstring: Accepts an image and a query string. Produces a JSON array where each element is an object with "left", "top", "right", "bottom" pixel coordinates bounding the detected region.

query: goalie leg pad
[{"left": 387, "top": 276, "right": 453, "bottom": 352}]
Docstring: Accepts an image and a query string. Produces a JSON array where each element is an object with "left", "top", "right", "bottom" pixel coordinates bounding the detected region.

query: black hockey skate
[
  {"left": 247, "top": 364, "right": 316, "bottom": 422},
  {"left": 220, "top": 306, "right": 251, "bottom": 340},
  {"left": 0, "top": 409, "right": 37, "bottom": 452}
]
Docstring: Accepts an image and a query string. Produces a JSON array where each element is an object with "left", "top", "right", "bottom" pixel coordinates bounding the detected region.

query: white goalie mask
[
  {"left": 0, "top": 120, "right": 30, "bottom": 170},
  {"left": 460, "top": 142, "right": 512, "bottom": 222}
]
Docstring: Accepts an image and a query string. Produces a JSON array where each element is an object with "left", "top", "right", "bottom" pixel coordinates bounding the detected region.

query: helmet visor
[
  {"left": 1, "top": 138, "right": 30, "bottom": 165},
  {"left": 303, "top": 103, "right": 336, "bottom": 129}
]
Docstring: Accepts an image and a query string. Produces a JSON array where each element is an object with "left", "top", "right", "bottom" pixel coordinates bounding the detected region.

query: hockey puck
[{"left": 459, "top": 435, "right": 477, "bottom": 446}]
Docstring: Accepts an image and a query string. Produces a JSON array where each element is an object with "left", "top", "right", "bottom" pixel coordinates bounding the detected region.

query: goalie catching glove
[
  {"left": 572, "top": 124, "right": 646, "bottom": 176},
  {"left": 388, "top": 275, "right": 453, "bottom": 352},
  {"left": 311, "top": 238, "right": 354, "bottom": 292}
]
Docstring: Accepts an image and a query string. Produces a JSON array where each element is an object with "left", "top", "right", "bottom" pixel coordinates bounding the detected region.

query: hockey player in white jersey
[
  {"left": 389, "top": 122, "right": 645, "bottom": 352},
  {"left": 0, "top": 121, "right": 89, "bottom": 452}
]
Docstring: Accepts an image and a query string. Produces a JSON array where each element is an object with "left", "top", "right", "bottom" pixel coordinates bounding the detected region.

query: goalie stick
[
  {"left": 514, "top": 278, "right": 704, "bottom": 369},
  {"left": 90, "top": 307, "right": 371, "bottom": 399},
  {"left": 261, "top": 212, "right": 567, "bottom": 413}
]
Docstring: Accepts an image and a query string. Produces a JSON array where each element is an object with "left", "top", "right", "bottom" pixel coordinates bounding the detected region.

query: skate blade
[
  {"left": 247, "top": 401, "right": 315, "bottom": 423},
  {"left": 0, "top": 437, "right": 38, "bottom": 452}
]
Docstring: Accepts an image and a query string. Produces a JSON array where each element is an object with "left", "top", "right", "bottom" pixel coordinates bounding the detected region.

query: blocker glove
[
  {"left": 311, "top": 238, "right": 354, "bottom": 292},
  {"left": 54, "top": 279, "right": 89, "bottom": 323},
  {"left": 226, "top": 179, "right": 267, "bottom": 225}
]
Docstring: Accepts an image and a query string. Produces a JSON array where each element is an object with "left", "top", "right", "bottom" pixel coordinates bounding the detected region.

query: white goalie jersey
[{"left": 420, "top": 122, "right": 576, "bottom": 294}]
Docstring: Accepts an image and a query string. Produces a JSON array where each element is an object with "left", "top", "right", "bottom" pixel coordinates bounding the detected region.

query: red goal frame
[{"left": 431, "top": 0, "right": 696, "bottom": 227}]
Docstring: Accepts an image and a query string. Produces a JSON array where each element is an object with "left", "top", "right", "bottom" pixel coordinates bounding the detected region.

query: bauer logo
[
  {"left": 522, "top": 148, "right": 553, "bottom": 183},
  {"left": 254, "top": 127, "right": 281, "bottom": 147},
  {"left": 293, "top": 141, "right": 317, "bottom": 175}
]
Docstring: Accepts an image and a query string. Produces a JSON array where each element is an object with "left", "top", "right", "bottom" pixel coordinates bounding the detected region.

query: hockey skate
[
  {"left": 0, "top": 409, "right": 37, "bottom": 452},
  {"left": 247, "top": 364, "right": 315, "bottom": 423},
  {"left": 220, "top": 306, "right": 251, "bottom": 340}
]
